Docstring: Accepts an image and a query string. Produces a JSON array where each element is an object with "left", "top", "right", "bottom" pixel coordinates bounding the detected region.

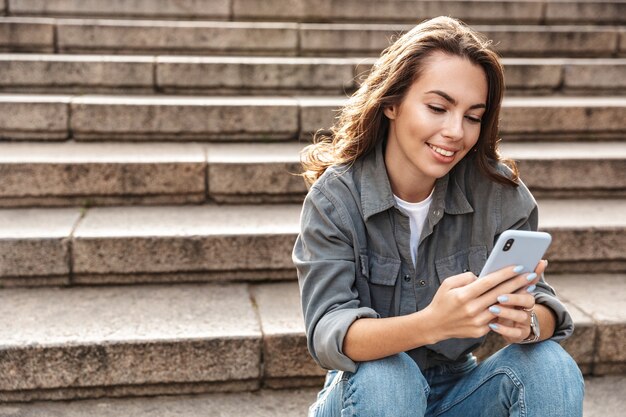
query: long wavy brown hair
[{"left": 300, "top": 16, "right": 519, "bottom": 187}]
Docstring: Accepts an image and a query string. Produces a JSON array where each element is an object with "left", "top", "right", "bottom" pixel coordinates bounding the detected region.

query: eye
[
  {"left": 465, "top": 115, "right": 482, "bottom": 124},
  {"left": 427, "top": 105, "right": 445, "bottom": 113}
]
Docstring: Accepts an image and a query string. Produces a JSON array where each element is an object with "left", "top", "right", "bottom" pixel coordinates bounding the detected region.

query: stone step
[
  {"left": 0, "top": 388, "right": 320, "bottom": 417},
  {"left": 0, "top": 376, "right": 624, "bottom": 416},
  {"left": 0, "top": 199, "right": 624, "bottom": 286},
  {"left": 0, "top": 17, "right": 624, "bottom": 57},
  {"left": 0, "top": 275, "right": 623, "bottom": 402},
  {"left": 1, "top": 54, "right": 625, "bottom": 96},
  {"left": 0, "top": 94, "right": 624, "bottom": 141},
  {"left": 0, "top": 141, "right": 623, "bottom": 207},
  {"left": 4, "top": 0, "right": 626, "bottom": 25}
]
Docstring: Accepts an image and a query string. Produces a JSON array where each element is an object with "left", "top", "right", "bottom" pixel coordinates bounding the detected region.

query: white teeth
[{"left": 429, "top": 144, "right": 455, "bottom": 157}]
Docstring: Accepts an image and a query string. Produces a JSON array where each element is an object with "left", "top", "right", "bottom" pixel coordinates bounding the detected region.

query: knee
[
  {"left": 345, "top": 353, "right": 428, "bottom": 415},
  {"left": 509, "top": 341, "right": 584, "bottom": 393}
]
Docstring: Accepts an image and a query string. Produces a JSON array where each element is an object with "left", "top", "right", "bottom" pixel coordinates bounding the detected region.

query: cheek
[
  {"left": 467, "top": 124, "right": 482, "bottom": 145},
  {"left": 403, "top": 109, "right": 439, "bottom": 135}
]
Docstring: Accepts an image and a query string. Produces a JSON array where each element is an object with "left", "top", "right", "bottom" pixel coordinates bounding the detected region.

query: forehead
[{"left": 409, "top": 51, "right": 488, "bottom": 105}]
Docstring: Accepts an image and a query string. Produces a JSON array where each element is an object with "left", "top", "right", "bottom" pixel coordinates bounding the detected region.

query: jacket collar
[{"left": 360, "top": 140, "right": 473, "bottom": 221}]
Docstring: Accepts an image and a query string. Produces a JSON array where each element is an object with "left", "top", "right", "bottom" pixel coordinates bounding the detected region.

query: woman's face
[{"left": 384, "top": 51, "right": 488, "bottom": 199}]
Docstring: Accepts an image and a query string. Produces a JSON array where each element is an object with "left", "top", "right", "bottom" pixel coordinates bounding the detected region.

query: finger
[
  {"left": 513, "top": 282, "right": 539, "bottom": 296},
  {"left": 468, "top": 265, "right": 525, "bottom": 298},
  {"left": 478, "top": 272, "right": 538, "bottom": 308},
  {"left": 488, "top": 321, "right": 529, "bottom": 341},
  {"left": 534, "top": 259, "right": 548, "bottom": 276},
  {"left": 488, "top": 305, "right": 529, "bottom": 325},
  {"left": 442, "top": 272, "right": 478, "bottom": 289},
  {"left": 493, "top": 293, "right": 535, "bottom": 310}
]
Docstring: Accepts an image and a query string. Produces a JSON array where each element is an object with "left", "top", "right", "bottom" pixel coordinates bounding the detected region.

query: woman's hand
[
  {"left": 485, "top": 260, "right": 547, "bottom": 344},
  {"left": 423, "top": 261, "right": 545, "bottom": 344}
]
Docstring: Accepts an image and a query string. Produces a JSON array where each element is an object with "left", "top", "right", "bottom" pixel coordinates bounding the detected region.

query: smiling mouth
[{"left": 427, "top": 143, "right": 457, "bottom": 157}]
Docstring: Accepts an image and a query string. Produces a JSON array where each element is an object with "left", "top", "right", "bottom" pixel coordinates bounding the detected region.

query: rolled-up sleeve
[
  {"left": 499, "top": 179, "right": 574, "bottom": 342},
  {"left": 293, "top": 187, "right": 379, "bottom": 372}
]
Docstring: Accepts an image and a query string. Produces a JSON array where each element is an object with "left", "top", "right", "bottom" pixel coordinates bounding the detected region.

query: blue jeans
[{"left": 309, "top": 341, "right": 584, "bottom": 417}]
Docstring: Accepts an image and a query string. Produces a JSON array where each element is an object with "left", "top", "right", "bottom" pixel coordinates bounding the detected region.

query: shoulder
[
  {"left": 303, "top": 162, "right": 363, "bottom": 227},
  {"left": 309, "top": 161, "right": 362, "bottom": 208},
  {"left": 455, "top": 158, "right": 533, "bottom": 201},
  {"left": 452, "top": 157, "right": 537, "bottom": 229}
]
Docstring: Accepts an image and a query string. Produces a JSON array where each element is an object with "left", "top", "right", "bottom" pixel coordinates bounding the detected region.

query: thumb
[{"left": 442, "top": 272, "right": 477, "bottom": 289}]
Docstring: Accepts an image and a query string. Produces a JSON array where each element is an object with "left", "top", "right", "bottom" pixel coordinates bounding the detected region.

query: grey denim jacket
[{"left": 293, "top": 142, "right": 574, "bottom": 372}]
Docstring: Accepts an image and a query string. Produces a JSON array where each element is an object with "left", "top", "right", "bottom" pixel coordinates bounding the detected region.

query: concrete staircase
[{"left": 0, "top": 0, "right": 625, "bottom": 415}]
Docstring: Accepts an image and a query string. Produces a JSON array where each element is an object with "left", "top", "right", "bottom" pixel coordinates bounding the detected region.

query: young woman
[{"left": 293, "top": 16, "right": 584, "bottom": 417}]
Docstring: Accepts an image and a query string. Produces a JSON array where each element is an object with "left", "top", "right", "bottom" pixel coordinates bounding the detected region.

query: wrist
[
  {"left": 518, "top": 309, "right": 540, "bottom": 344},
  {"left": 416, "top": 306, "right": 443, "bottom": 346}
]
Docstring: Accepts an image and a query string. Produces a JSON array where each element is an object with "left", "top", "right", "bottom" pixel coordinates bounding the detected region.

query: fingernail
[
  {"left": 497, "top": 295, "right": 509, "bottom": 303},
  {"left": 527, "top": 285, "right": 536, "bottom": 293},
  {"left": 544, "top": 260, "right": 549, "bottom": 267},
  {"left": 489, "top": 323, "right": 499, "bottom": 331},
  {"left": 526, "top": 273, "right": 537, "bottom": 281},
  {"left": 513, "top": 265, "right": 524, "bottom": 273},
  {"left": 489, "top": 306, "right": 501, "bottom": 314}
]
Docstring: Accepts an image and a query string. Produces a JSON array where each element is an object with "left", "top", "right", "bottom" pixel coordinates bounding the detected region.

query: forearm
[{"left": 343, "top": 309, "right": 438, "bottom": 362}]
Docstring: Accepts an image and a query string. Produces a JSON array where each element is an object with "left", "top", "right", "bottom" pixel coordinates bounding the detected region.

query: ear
[{"left": 383, "top": 104, "right": 398, "bottom": 120}]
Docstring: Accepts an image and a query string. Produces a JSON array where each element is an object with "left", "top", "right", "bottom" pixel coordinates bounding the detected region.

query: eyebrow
[{"left": 425, "top": 90, "right": 486, "bottom": 110}]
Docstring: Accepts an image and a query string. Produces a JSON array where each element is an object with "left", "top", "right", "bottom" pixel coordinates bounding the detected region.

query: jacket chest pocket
[
  {"left": 359, "top": 253, "right": 401, "bottom": 317},
  {"left": 435, "top": 246, "right": 487, "bottom": 282}
]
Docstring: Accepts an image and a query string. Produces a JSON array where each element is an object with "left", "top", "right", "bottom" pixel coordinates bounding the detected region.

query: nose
[{"left": 442, "top": 114, "right": 464, "bottom": 140}]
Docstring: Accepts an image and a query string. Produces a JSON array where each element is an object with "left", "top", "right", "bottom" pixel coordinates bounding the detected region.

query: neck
[{"left": 384, "top": 147, "right": 436, "bottom": 204}]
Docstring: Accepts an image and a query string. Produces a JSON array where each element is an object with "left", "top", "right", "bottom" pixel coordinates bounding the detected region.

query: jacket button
[
  {"left": 403, "top": 274, "right": 411, "bottom": 282},
  {"left": 419, "top": 280, "right": 427, "bottom": 286}
]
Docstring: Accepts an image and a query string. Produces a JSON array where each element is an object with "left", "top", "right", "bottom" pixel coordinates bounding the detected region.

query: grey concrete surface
[
  {"left": 3, "top": 55, "right": 624, "bottom": 95},
  {"left": 5, "top": 0, "right": 626, "bottom": 25},
  {"left": 550, "top": 274, "right": 626, "bottom": 374},
  {"left": 299, "top": 23, "right": 620, "bottom": 57},
  {"left": 71, "top": 204, "right": 300, "bottom": 277},
  {"left": 56, "top": 19, "right": 299, "bottom": 55},
  {"left": 0, "top": 94, "right": 623, "bottom": 141},
  {"left": 0, "top": 199, "right": 624, "bottom": 282},
  {"left": 206, "top": 142, "right": 305, "bottom": 203},
  {"left": 0, "top": 388, "right": 319, "bottom": 416},
  {"left": 8, "top": 0, "right": 231, "bottom": 19},
  {"left": 539, "top": 200, "right": 626, "bottom": 272},
  {"left": 232, "top": 0, "right": 544, "bottom": 24},
  {"left": 0, "top": 94, "right": 70, "bottom": 139},
  {"left": 479, "top": 25, "right": 619, "bottom": 57},
  {"left": 502, "top": 142, "right": 626, "bottom": 195},
  {"left": 559, "top": 301, "right": 597, "bottom": 374},
  {"left": 0, "top": 17, "right": 54, "bottom": 52},
  {"left": 563, "top": 58, "right": 626, "bottom": 89},
  {"left": 545, "top": 1, "right": 626, "bottom": 24},
  {"left": 0, "top": 142, "right": 205, "bottom": 199},
  {"left": 501, "top": 96, "right": 626, "bottom": 139},
  {"left": 251, "top": 282, "right": 326, "bottom": 380},
  {"left": 70, "top": 95, "right": 299, "bottom": 140},
  {"left": 583, "top": 375, "right": 626, "bottom": 417},
  {"left": 0, "top": 284, "right": 261, "bottom": 392},
  {"left": 0, "top": 207, "right": 80, "bottom": 281},
  {"left": 156, "top": 56, "right": 357, "bottom": 93},
  {"left": 0, "top": 18, "right": 623, "bottom": 57},
  {"left": 0, "top": 54, "right": 154, "bottom": 90},
  {"left": 1, "top": 140, "right": 624, "bottom": 206}
]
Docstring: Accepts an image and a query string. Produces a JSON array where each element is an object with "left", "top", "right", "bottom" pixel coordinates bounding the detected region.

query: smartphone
[{"left": 478, "top": 230, "right": 552, "bottom": 278}]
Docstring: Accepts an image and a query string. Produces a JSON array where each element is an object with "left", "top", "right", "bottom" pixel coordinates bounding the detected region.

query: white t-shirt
[{"left": 394, "top": 191, "right": 434, "bottom": 266}]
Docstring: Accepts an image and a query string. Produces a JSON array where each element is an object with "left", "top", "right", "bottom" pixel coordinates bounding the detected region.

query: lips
[{"left": 427, "top": 143, "right": 458, "bottom": 157}]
